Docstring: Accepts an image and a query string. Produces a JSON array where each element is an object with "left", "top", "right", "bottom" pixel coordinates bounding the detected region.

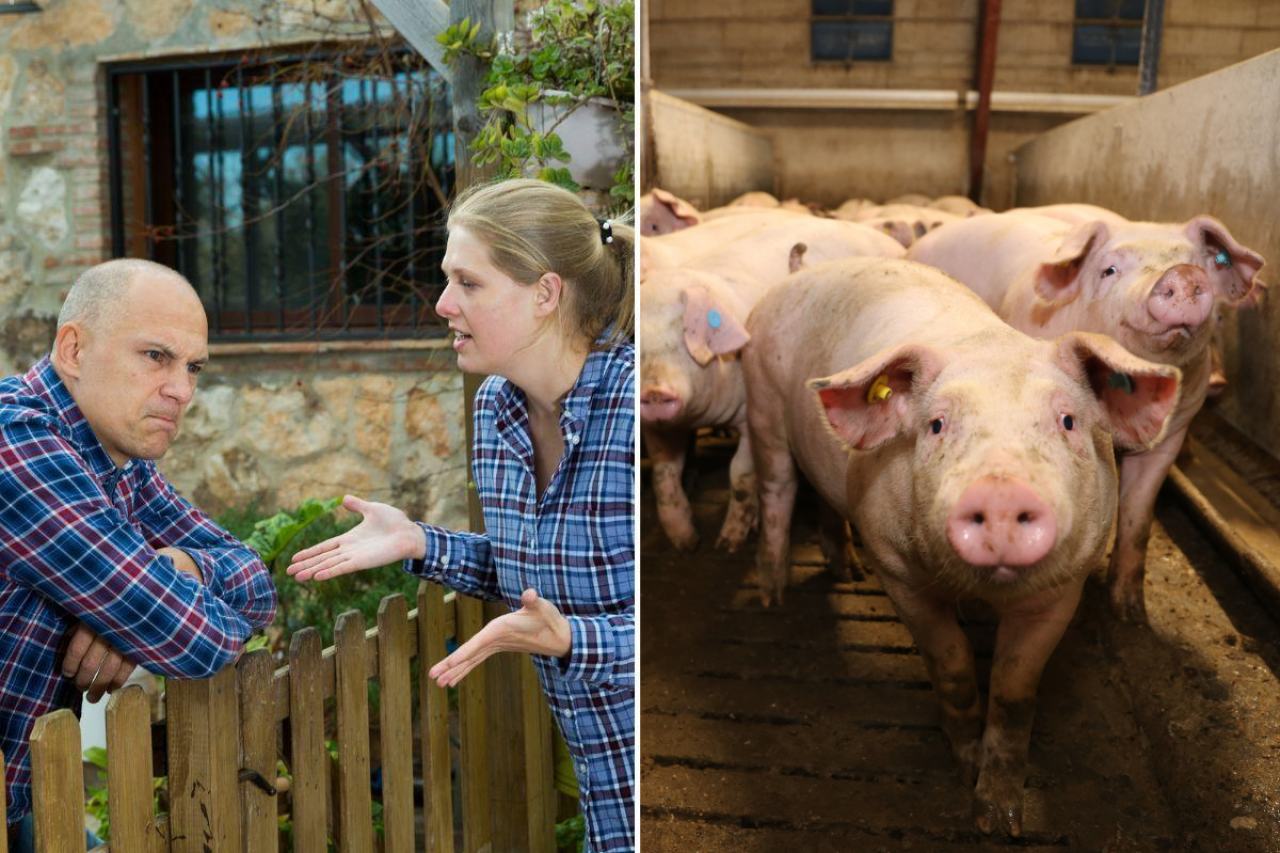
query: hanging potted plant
[{"left": 438, "top": 0, "right": 635, "bottom": 211}]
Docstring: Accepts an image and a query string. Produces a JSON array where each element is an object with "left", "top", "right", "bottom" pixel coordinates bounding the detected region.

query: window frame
[
  {"left": 810, "top": 0, "right": 895, "bottom": 64},
  {"left": 106, "top": 50, "right": 454, "bottom": 343}
]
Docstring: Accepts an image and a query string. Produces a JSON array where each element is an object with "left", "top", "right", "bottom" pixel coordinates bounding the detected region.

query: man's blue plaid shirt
[
  {"left": 407, "top": 340, "right": 635, "bottom": 853},
  {"left": 0, "top": 357, "right": 277, "bottom": 825}
]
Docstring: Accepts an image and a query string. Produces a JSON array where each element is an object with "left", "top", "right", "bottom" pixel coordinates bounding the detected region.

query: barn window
[
  {"left": 811, "top": 0, "right": 894, "bottom": 63},
  {"left": 107, "top": 52, "right": 455, "bottom": 341},
  {"left": 1072, "top": 0, "right": 1146, "bottom": 66}
]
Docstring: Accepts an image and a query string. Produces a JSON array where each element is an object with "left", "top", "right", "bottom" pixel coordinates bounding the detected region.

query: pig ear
[
  {"left": 653, "top": 188, "right": 701, "bottom": 229},
  {"left": 1057, "top": 332, "right": 1182, "bottom": 451},
  {"left": 681, "top": 285, "right": 750, "bottom": 366},
  {"left": 1185, "top": 216, "right": 1265, "bottom": 305},
  {"left": 1035, "top": 221, "right": 1110, "bottom": 305},
  {"left": 807, "top": 344, "right": 944, "bottom": 451}
]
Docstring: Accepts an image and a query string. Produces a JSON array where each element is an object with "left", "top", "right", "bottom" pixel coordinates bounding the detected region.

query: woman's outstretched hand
[
  {"left": 287, "top": 495, "right": 426, "bottom": 582},
  {"left": 430, "top": 589, "right": 572, "bottom": 688}
]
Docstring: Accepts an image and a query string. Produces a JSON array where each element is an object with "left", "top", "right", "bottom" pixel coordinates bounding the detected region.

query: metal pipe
[
  {"left": 1138, "top": 0, "right": 1166, "bottom": 96},
  {"left": 663, "top": 87, "right": 1130, "bottom": 113},
  {"left": 968, "top": 0, "right": 1002, "bottom": 205}
]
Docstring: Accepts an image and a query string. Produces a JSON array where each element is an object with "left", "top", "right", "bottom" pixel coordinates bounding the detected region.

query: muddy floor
[{"left": 640, "top": 433, "right": 1280, "bottom": 852}]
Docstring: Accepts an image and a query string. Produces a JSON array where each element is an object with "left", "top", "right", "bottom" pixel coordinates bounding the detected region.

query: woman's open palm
[{"left": 287, "top": 495, "right": 424, "bottom": 581}]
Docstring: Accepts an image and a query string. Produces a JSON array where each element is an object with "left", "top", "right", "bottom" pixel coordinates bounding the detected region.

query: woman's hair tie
[{"left": 598, "top": 218, "right": 614, "bottom": 245}]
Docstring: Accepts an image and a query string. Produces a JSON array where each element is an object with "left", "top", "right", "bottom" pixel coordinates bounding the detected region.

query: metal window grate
[
  {"left": 1073, "top": 0, "right": 1147, "bottom": 65},
  {"left": 811, "top": 0, "right": 894, "bottom": 63},
  {"left": 107, "top": 51, "right": 455, "bottom": 342}
]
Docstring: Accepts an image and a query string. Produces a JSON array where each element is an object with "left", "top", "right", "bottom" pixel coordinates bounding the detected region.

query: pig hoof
[
  {"left": 667, "top": 529, "right": 700, "bottom": 552},
  {"left": 972, "top": 793, "right": 1023, "bottom": 837},
  {"left": 1110, "top": 586, "right": 1148, "bottom": 624},
  {"left": 715, "top": 526, "right": 749, "bottom": 552}
]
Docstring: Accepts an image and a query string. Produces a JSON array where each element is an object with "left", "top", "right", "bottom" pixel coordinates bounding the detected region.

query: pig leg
[
  {"left": 817, "top": 496, "right": 862, "bottom": 582},
  {"left": 750, "top": 423, "right": 798, "bottom": 607},
  {"left": 716, "top": 428, "right": 758, "bottom": 552},
  {"left": 974, "top": 578, "right": 1084, "bottom": 836},
  {"left": 1107, "top": 426, "right": 1187, "bottom": 622},
  {"left": 643, "top": 424, "right": 700, "bottom": 551},
  {"left": 880, "top": 578, "right": 984, "bottom": 783}
]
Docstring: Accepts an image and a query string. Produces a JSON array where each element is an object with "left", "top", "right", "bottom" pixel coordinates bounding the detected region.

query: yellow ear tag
[{"left": 867, "top": 374, "right": 893, "bottom": 404}]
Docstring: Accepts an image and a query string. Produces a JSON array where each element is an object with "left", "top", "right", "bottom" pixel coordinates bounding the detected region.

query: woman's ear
[{"left": 533, "top": 272, "right": 565, "bottom": 318}]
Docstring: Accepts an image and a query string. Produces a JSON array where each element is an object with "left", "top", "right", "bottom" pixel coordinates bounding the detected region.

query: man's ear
[
  {"left": 52, "top": 323, "right": 87, "bottom": 380},
  {"left": 533, "top": 272, "right": 565, "bottom": 319}
]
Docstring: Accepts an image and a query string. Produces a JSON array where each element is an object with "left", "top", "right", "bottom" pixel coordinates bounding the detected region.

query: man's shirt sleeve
[
  {"left": 133, "top": 461, "right": 277, "bottom": 631},
  {"left": 0, "top": 421, "right": 274, "bottom": 679}
]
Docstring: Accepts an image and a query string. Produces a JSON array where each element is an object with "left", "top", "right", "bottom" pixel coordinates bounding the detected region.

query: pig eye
[
  {"left": 1060, "top": 413, "right": 1075, "bottom": 431},
  {"left": 930, "top": 417, "right": 945, "bottom": 435},
  {"left": 1101, "top": 265, "right": 1118, "bottom": 278}
]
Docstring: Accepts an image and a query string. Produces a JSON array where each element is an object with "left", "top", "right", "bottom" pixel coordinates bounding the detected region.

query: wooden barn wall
[
  {"left": 648, "top": 0, "right": 1280, "bottom": 95},
  {"left": 646, "top": 89, "right": 776, "bottom": 209},
  {"left": 1014, "top": 49, "right": 1280, "bottom": 460},
  {"left": 647, "top": 0, "right": 1280, "bottom": 209}
]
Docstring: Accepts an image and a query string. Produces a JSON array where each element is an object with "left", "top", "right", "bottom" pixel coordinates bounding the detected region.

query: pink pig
[
  {"left": 743, "top": 257, "right": 1181, "bottom": 835},
  {"left": 908, "top": 212, "right": 1264, "bottom": 621},
  {"left": 639, "top": 188, "right": 702, "bottom": 236},
  {"left": 641, "top": 219, "right": 903, "bottom": 551}
]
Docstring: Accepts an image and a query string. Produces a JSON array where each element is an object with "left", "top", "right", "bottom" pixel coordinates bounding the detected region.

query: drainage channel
[{"left": 640, "top": 430, "right": 1280, "bottom": 852}]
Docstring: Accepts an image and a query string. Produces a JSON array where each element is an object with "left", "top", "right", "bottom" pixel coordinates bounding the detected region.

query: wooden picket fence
[{"left": 6, "top": 582, "right": 559, "bottom": 853}]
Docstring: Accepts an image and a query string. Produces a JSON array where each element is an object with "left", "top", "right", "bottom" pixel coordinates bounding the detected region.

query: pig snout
[
  {"left": 1147, "top": 264, "right": 1212, "bottom": 331},
  {"left": 640, "top": 385, "right": 683, "bottom": 422},
  {"left": 945, "top": 476, "right": 1057, "bottom": 573}
]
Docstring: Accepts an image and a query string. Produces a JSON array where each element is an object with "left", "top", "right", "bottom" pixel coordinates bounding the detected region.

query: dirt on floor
[{"left": 640, "top": 434, "right": 1280, "bottom": 852}]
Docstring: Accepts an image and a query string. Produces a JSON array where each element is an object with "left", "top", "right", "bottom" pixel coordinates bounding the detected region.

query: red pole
[{"left": 968, "top": 0, "right": 1002, "bottom": 205}]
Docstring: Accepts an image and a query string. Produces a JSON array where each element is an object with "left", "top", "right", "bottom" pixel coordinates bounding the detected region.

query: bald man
[{"left": 0, "top": 259, "right": 276, "bottom": 844}]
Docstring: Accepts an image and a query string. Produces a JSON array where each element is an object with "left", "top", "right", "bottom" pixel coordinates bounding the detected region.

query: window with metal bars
[
  {"left": 811, "top": 0, "right": 894, "bottom": 63},
  {"left": 107, "top": 52, "right": 455, "bottom": 341},
  {"left": 1073, "top": 0, "right": 1147, "bottom": 65}
]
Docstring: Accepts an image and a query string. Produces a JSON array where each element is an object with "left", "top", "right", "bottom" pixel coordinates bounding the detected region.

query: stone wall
[{"left": 0, "top": 0, "right": 469, "bottom": 521}]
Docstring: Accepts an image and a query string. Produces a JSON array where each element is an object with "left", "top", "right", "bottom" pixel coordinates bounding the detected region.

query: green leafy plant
[
  {"left": 555, "top": 813, "right": 586, "bottom": 853},
  {"left": 218, "top": 499, "right": 419, "bottom": 650},
  {"left": 436, "top": 1, "right": 635, "bottom": 207}
]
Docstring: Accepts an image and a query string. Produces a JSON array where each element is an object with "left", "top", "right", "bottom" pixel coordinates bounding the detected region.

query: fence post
[
  {"left": 457, "top": 594, "right": 492, "bottom": 853},
  {"left": 417, "top": 583, "right": 454, "bottom": 853},
  {"left": 377, "top": 595, "right": 415, "bottom": 853},
  {"left": 288, "top": 628, "right": 328, "bottom": 853},
  {"left": 237, "top": 650, "right": 278, "bottom": 852},
  {"left": 522, "top": 659, "right": 556, "bottom": 853},
  {"left": 166, "top": 667, "right": 242, "bottom": 853},
  {"left": 334, "top": 611, "right": 374, "bottom": 853},
  {"left": 30, "top": 709, "right": 86, "bottom": 853},
  {"left": 485, "top": 599, "right": 529, "bottom": 852},
  {"left": 106, "top": 687, "right": 166, "bottom": 853}
]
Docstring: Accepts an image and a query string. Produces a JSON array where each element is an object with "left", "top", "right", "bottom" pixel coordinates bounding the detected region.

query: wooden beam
[{"left": 366, "top": 0, "right": 453, "bottom": 83}]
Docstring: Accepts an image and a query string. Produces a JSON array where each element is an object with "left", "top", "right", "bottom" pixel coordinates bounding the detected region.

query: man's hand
[
  {"left": 429, "top": 589, "right": 572, "bottom": 688},
  {"left": 158, "top": 546, "right": 203, "bottom": 583},
  {"left": 62, "top": 623, "right": 136, "bottom": 703}
]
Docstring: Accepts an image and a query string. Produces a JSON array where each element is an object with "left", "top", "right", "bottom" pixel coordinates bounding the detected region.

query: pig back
[
  {"left": 687, "top": 218, "right": 906, "bottom": 305},
  {"left": 744, "top": 257, "right": 1010, "bottom": 512},
  {"left": 640, "top": 209, "right": 805, "bottom": 276},
  {"left": 907, "top": 213, "right": 1069, "bottom": 312}
]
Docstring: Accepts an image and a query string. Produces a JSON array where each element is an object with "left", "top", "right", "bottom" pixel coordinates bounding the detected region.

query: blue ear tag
[
  {"left": 707, "top": 309, "right": 722, "bottom": 329},
  {"left": 1108, "top": 372, "right": 1136, "bottom": 394},
  {"left": 1215, "top": 250, "right": 1232, "bottom": 267}
]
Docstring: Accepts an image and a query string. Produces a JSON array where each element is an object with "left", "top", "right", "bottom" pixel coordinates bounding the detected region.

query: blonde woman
[{"left": 289, "top": 179, "right": 636, "bottom": 852}]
